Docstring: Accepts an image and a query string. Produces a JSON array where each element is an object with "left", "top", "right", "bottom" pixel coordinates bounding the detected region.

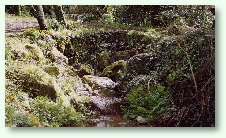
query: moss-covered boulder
[
  {"left": 10, "top": 43, "right": 44, "bottom": 61},
  {"left": 47, "top": 47, "right": 68, "bottom": 65},
  {"left": 102, "top": 60, "right": 127, "bottom": 81},
  {"left": 43, "top": 65, "right": 60, "bottom": 76},
  {"left": 76, "top": 64, "right": 94, "bottom": 78},
  {"left": 6, "top": 64, "right": 59, "bottom": 100},
  {"left": 98, "top": 51, "right": 110, "bottom": 71},
  {"left": 136, "top": 116, "right": 148, "bottom": 124},
  {"left": 82, "top": 75, "right": 117, "bottom": 90},
  {"left": 21, "top": 65, "right": 60, "bottom": 100}
]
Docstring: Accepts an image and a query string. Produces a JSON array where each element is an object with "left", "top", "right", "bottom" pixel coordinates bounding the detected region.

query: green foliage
[
  {"left": 123, "top": 83, "right": 171, "bottom": 121},
  {"left": 71, "top": 5, "right": 107, "bottom": 22},
  {"left": 99, "top": 14, "right": 114, "bottom": 25},
  {"left": 5, "top": 61, "right": 57, "bottom": 100},
  {"left": 98, "top": 51, "right": 110, "bottom": 71},
  {"left": 158, "top": 6, "right": 214, "bottom": 30},
  {"left": 46, "top": 19, "right": 65, "bottom": 31},
  {"left": 20, "top": 5, "right": 33, "bottom": 17},
  {"left": 30, "top": 96, "right": 84, "bottom": 127},
  {"left": 5, "top": 44, "right": 12, "bottom": 60},
  {"left": 23, "top": 28, "right": 44, "bottom": 42},
  {"left": 112, "top": 5, "right": 214, "bottom": 29},
  {"left": 112, "top": 5, "right": 153, "bottom": 27},
  {"left": 6, "top": 78, "right": 84, "bottom": 127},
  {"left": 6, "top": 5, "right": 33, "bottom": 17},
  {"left": 5, "top": 80, "right": 42, "bottom": 127},
  {"left": 5, "top": 102, "right": 39, "bottom": 127},
  {"left": 102, "top": 60, "right": 127, "bottom": 81}
]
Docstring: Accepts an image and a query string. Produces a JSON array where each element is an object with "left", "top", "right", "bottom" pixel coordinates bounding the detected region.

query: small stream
[
  {"left": 87, "top": 115, "right": 138, "bottom": 127},
  {"left": 82, "top": 75, "right": 150, "bottom": 127}
]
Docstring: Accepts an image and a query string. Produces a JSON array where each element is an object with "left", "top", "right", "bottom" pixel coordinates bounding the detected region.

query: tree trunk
[
  {"left": 14, "top": 5, "right": 21, "bottom": 16},
  {"left": 31, "top": 5, "right": 47, "bottom": 30},
  {"left": 53, "top": 5, "right": 66, "bottom": 25}
]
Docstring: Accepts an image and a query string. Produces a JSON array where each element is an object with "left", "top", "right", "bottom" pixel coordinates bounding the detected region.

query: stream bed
[{"left": 81, "top": 75, "right": 150, "bottom": 127}]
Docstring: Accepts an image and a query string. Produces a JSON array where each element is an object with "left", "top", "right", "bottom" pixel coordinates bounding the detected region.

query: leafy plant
[
  {"left": 30, "top": 96, "right": 84, "bottom": 127},
  {"left": 123, "top": 83, "right": 171, "bottom": 121}
]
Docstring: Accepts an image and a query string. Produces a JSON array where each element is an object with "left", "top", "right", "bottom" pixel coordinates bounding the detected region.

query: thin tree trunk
[
  {"left": 31, "top": 5, "right": 47, "bottom": 30},
  {"left": 15, "top": 5, "right": 21, "bottom": 16},
  {"left": 53, "top": 5, "right": 66, "bottom": 25}
]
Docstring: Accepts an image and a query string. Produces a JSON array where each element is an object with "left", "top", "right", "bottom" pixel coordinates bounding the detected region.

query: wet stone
[{"left": 82, "top": 75, "right": 118, "bottom": 90}]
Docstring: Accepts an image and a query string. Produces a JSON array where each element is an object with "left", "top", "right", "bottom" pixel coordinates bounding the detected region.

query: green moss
[
  {"left": 76, "top": 64, "right": 94, "bottom": 78},
  {"left": 6, "top": 63, "right": 58, "bottom": 100},
  {"left": 82, "top": 75, "right": 93, "bottom": 87},
  {"left": 24, "top": 44, "right": 44, "bottom": 60},
  {"left": 43, "top": 65, "right": 60, "bottom": 76},
  {"left": 102, "top": 60, "right": 127, "bottom": 81},
  {"left": 98, "top": 88, "right": 116, "bottom": 97},
  {"left": 98, "top": 51, "right": 110, "bottom": 71},
  {"left": 47, "top": 47, "right": 68, "bottom": 64},
  {"left": 127, "top": 30, "right": 142, "bottom": 36},
  {"left": 5, "top": 37, "right": 45, "bottom": 61}
]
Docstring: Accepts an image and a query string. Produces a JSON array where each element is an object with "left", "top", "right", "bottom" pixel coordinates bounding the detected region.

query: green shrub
[
  {"left": 71, "top": 5, "right": 107, "bottom": 22},
  {"left": 30, "top": 96, "right": 84, "bottom": 127},
  {"left": 159, "top": 6, "right": 214, "bottom": 29},
  {"left": 5, "top": 102, "right": 39, "bottom": 127},
  {"left": 46, "top": 19, "right": 65, "bottom": 31},
  {"left": 122, "top": 83, "right": 171, "bottom": 121},
  {"left": 112, "top": 5, "right": 162, "bottom": 27},
  {"left": 5, "top": 81, "right": 41, "bottom": 127}
]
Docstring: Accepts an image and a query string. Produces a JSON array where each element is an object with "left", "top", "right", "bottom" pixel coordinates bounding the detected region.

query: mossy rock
[
  {"left": 10, "top": 43, "right": 44, "bottom": 61},
  {"left": 15, "top": 65, "right": 59, "bottom": 100},
  {"left": 24, "top": 44, "right": 44, "bottom": 61},
  {"left": 98, "top": 51, "right": 110, "bottom": 71},
  {"left": 82, "top": 75, "right": 117, "bottom": 90},
  {"left": 136, "top": 116, "right": 148, "bottom": 124},
  {"left": 47, "top": 47, "right": 68, "bottom": 64},
  {"left": 76, "top": 64, "right": 94, "bottom": 78},
  {"left": 43, "top": 65, "right": 60, "bottom": 76},
  {"left": 102, "top": 60, "right": 127, "bottom": 81}
]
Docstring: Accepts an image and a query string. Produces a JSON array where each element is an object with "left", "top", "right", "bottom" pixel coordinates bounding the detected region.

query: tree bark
[
  {"left": 53, "top": 5, "right": 66, "bottom": 25},
  {"left": 14, "top": 5, "right": 21, "bottom": 16},
  {"left": 31, "top": 5, "right": 47, "bottom": 30}
]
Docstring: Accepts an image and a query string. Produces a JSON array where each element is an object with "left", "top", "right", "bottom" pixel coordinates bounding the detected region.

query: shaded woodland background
[{"left": 5, "top": 5, "right": 215, "bottom": 127}]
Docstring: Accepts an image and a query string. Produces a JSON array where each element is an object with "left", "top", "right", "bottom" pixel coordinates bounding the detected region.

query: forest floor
[
  {"left": 5, "top": 18, "right": 39, "bottom": 36},
  {"left": 5, "top": 18, "right": 149, "bottom": 36}
]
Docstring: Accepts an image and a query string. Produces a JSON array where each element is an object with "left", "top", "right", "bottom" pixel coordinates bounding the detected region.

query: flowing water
[{"left": 82, "top": 75, "right": 150, "bottom": 127}]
